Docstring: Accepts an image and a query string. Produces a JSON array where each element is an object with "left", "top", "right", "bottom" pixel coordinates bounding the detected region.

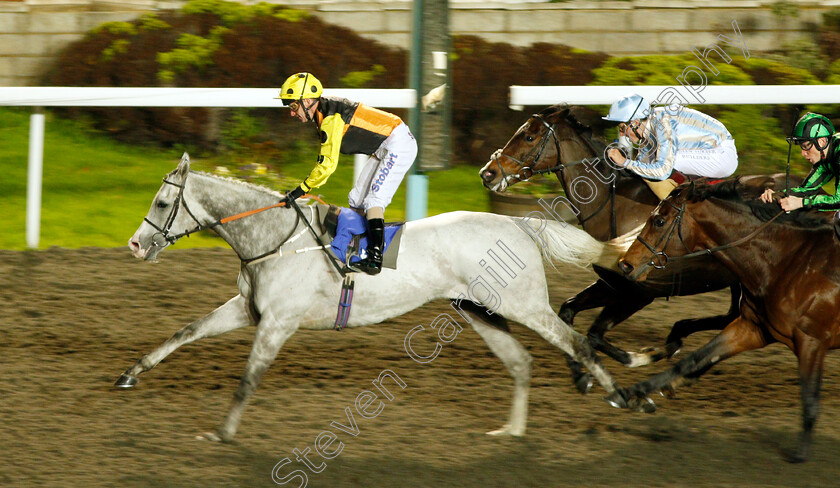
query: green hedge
[{"left": 44, "top": 0, "right": 840, "bottom": 177}]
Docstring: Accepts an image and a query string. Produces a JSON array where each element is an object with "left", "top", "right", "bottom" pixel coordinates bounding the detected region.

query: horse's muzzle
[
  {"left": 618, "top": 258, "right": 634, "bottom": 276},
  {"left": 480, "top": 167, "right": 498, "bottom": 188}
]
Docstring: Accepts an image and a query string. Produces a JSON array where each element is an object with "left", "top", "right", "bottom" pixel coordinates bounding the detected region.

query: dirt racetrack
[{"left": 3, "top": 246, "right": 840, "bottom": 487}]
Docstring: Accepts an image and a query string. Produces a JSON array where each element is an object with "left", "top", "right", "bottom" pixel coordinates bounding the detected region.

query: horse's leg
[
  {"left": 585, "top": 296, "right": 654, "bottom": 367},
  {"left": 469, "top": 319, "right": 532, "bottom": 437},
  {"left": 208, "top": 315, "right": 297, "bottom": 442},
  {"left": 115, "top": 294, "right": 253, "bottom": 387},
  {"left": 784, "top": 332, "right": 828, "bottom": 463},
  {"left": 558, "top": 280, "right": 620, "bottom": 394},
  {"left": 605, "top": 316, "right": 769, "bottom": 409},
  {"left": 558, "top": 280, "right": 614, "bottom": 325},
  {"left": 665, "top": 284, "right": 741, "bottom": 358},
  {"left": 517, "top": 308, "right": 633, "bottom": 406}
]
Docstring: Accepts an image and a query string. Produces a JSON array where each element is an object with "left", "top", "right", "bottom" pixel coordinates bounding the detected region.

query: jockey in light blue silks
[{"left": 604, "top": 94, "right": 739, "bottom": 199}]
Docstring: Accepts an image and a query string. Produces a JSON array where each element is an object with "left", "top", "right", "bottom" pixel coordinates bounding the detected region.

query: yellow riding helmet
[{"left": 277, "top": 72, "right": 323, "bottom": 106}]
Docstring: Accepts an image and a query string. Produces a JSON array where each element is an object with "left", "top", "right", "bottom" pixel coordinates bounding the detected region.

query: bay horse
[
  {"left": 612, "top": 177, "right": 838, "bottom": 462},
  {"left": 480, "top": 103, "right": 794, "bottom": 391},
  {"left": 117, "top": 154, "right": 642, "bottom": 443}
]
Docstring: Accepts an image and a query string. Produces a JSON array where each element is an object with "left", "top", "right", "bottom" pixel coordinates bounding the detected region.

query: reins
[
  {"left": 636, "top": 199, "right": 785, "bottom": 271},
  {"left": 145, "top": 171, "right": 340, "bottom": 269},
  {"left": 286, "top": 198, "right": 347, "bottom": 277}
]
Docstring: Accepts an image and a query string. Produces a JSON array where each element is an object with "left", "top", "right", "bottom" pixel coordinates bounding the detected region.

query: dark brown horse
[
  {"left": 612, "top": 178, "right": 837, "bottom": 462},
  {"left": 479, "top": 104, "right": 783, "bottom": 390}
]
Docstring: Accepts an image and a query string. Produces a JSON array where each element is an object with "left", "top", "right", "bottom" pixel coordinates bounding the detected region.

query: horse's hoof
[
  {"left": 604, "top": 390, "right": 629, "bottom": 409},
  {"left": 641, "top": 346, "right": 668, "bottom": 363},
  {"left": 658, "top": 385, "right": 677, "bottom": 399},
  {"left": 626, "top": 351, "right": 654, "bottom": 368},
  {"left": 114, "top": 374, "right": 138, "bottom": 388},
  {"left": 664, "top": 342, "right": 682, "bottom": 359},
  {"left": 197, "top": 431, "right": 224, "bottom": 442},
  {"left": 574, "top": 373, "right": 593, "bottom": 395},
  {"left": 781, "top": 447, "right": 808, "bottom": 464},
  {"left": 558, "top": 307, "right": 575, "bottom": 326},
  {"left": 486, "top": 424, "right": 524, "bottom": 437},
  {"left": 629, "top": 396, "right": 657, "bottom": 414}
]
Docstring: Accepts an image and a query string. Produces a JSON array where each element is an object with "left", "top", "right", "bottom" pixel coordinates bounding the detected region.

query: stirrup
[{"left": 352, "top": 255, "right": 382, "bottom": 275}]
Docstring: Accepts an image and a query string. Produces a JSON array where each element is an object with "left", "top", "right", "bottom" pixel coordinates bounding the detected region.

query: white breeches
[
  {"left": 673, "top": 138, "right": 738, "bottom": 178},
  {"left": 348, "top": 123, "right": 417, "bottom": 212}
]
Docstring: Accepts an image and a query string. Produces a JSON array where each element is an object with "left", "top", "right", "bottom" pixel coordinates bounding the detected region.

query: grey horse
[{"left": 118, "top": 153, "right": 632, "bottom": 442}]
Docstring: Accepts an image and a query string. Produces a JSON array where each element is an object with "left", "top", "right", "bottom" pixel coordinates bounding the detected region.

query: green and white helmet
[{"left": 787, "top": 112, "right": 835, "bottom": 149}]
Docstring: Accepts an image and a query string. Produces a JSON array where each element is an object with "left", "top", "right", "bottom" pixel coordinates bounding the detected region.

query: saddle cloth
[{"left": 322, "top": 205, "right": 404, "bottom": 269}]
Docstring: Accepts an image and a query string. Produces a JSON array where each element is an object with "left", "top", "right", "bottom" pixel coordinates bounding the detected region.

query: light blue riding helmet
[{"left": 602, "top": 94, "right": 651, "bottom": 123}]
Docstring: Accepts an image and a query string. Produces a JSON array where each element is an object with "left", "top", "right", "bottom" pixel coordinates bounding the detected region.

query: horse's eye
[
  {"left": 653, "top": 217, "right": 666, "bottom": 228},
  {"left": 525, "top": 135, "right": 534, "bottom": 142},
  {"left": 156, "top": 201, "right": 169, "bottom": 209}
]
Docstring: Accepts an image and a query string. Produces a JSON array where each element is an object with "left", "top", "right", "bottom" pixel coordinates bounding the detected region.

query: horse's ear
[
  {"left": 685, "top": 181, "right": 698, "bottom": 202},
  {"left": 176, "top": 152, "right": 191, "bottom": 177},
  {"left": 567, "top": 106, "right": 597, "bottom": 130},
  {"left": 555, "top": 103, "right": 570, "bottom": 119},
  {"left": 539, "top": 103, "right": 569, "bottom": 118}
]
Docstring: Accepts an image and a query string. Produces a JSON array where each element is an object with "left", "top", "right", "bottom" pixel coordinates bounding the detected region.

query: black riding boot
[{"left": 355, "top": 218, "right": 384, "bottom": 275}]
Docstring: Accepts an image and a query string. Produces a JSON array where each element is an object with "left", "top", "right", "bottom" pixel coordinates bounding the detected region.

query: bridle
[
  {"left": 492, "top": 114, "right": 569, "bottom": 183},
  {"left": 144, "top": 174, "right": 205, "bottom": 247},
  {"left": 143, "top": 171, "right": 343, "bottom": 272},
  {"left": 634, "top": 200, "right": 690, "bottom": 270},
  {"left": 634, "top": 197, "right": 784, "bottom": 272},
  {"left": 492, "top": 112, "right": 619, "bottom": 235}
]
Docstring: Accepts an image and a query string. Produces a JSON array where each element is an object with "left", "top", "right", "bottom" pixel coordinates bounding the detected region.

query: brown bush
[
  {"left": 43, "top": 5, "right": 609, "bottom": 166},
  {"left": 43, "top": 8, "right": 406, "bottom": 151}
]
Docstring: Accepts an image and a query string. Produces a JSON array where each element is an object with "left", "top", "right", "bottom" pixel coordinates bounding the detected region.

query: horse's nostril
[{"left": 618, "top": 259, "right": 633, "bottom": 274}]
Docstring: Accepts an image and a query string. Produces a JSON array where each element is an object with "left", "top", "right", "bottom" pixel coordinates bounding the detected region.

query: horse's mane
[
  {"left": 539, "top": 102, "right": 612, "bottom": 157},
  {"left": 683, "top": 176, "right": 833, "bottom": 230},
  {"left": 187, "top": 169, "right": 286, "bottom": 199},
  {"left": 540, "top": 103, "right": 591, "bottom": 133}
]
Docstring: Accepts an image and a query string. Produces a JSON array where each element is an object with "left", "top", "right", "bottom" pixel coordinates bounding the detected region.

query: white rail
[
  {"left": 509, "top": 85, "right": 840, "bottom": 108},
  {"left": 3, "top": 87, "right": 416, "bottom": 249},
  {"left": 0, "top": 87, "right": 417, "bottom": 108}
]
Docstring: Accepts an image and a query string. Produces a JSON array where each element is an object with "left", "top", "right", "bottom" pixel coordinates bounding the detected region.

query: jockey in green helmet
[{"left": 760, "top": 112, "right": 840, "bottom": 211}]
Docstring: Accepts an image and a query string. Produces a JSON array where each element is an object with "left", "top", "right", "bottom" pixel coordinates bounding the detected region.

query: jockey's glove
[{"left": 286, "top": 186, "right": 305, "bottom": 203}]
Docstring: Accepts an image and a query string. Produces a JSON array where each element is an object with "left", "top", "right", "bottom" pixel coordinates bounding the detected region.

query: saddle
[
  {"left": 317, "top": 205, "right": 405, "bottom": 331},
  {"left": 320, "top": 205, "right": 404, "bottom": 270}
]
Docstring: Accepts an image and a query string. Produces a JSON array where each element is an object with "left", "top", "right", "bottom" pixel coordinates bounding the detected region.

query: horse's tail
[
  {"left": 599, "top": 223, "right": 644, "bottom": 268},
  {"left": 518, "top": 219, "right": 640, "bottom": 270}
]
